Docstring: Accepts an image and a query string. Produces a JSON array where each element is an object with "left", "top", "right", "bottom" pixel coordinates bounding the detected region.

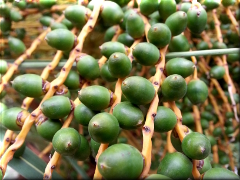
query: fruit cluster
[{"left": 0, "top": 0, "right": 239, "bottom": 179}]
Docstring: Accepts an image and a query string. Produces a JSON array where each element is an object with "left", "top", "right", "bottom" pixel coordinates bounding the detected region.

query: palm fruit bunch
[{"left": 0, "top": 0, "right": 239, "bottom": 179}]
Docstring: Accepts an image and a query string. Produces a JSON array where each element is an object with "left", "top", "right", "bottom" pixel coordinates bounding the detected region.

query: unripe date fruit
[
  {"left": 100, "top": 42, "right": 127, "bottom": 58},
  {"left": 210, "top": 66, "right": 225, "bottom": 79},
  {"left": 74, "top": 103, "right": 97, "bottom": 126},
  {"left": 203, "top": 168, "right": 239, "bottom": 179},
  {"left": 126, "top": 12, "right": 145, "bottom": 39},
  {"left": 73, "top": 134, "right": 91, "bottom": 161},
  {"left": 140, "top": 0, "right": 158, "bottom": 16},
  {"left": 8, "top": 36, "right": 26, "bottom": 55},
  {"left": 158, "top": 0, "right": 176, "bottom": 21}
]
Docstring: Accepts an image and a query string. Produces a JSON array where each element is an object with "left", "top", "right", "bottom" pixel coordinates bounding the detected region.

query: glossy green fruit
[
  {"left": 98, "top": 143, "right": 143, "bottom": 179},
  {"left": 12, "top": 74, "right": 45, "bottom": 98},
  {"left": 0, "top": 107, "right": 29, "bottom": 131},
  {"left": 225, "top": 126, "right": 234, "bottom": 136},
  {"left": 165, "top": 11, "right": 188, "bottom": 36},
  {"left": 226, "top": 112, "right": 234, "bottom": 119},
  {"left": 202, "top": 0, "right": 220, "bottom": 11},
  {"left": 52, "top": 128, "right": 80, "bottom": 156},
  {"left": 41, "top": 96, "right": 71, "bottom": 119},
  {"left": 113, "top": 102, "right": 144, "bottom": 129},
  {"left": 201, "top": 111, "right": 214, "bottom": 121},
  {"left": 10, "top": 9, "right": 22, "bottom": 22},
  {"left": 157, "top": 152, "right": 193, "bottom": 179},
  {"left": 212, "top": 42, "right": 227, "bottom": 49},
  {"left": 61, "top": 18, "right": 74, "bottom": 30},
  {"left": 39, "top": 16, "right": 54, "bottom": 27},
  {"left": 100, "top": 62, "right": 118, "bottom": 82},
  {"left": 126, "top": 12, "right": 145, "bottom": 39},
  {"left": 213, "top": 127, "right": 222, "bottom": 137},
  {"left": 210, "top": 66, "right": 225, "bottom": 79},
  {"left": 219, "top": 154, "right": 230, "bottom": 165},
  {"left": 166, "top": 58, "right": 194, "bottom": 78},
  {"left": 154, "top": 106, "right": 177, "bottom": 133},
  {"left": 0, "top": 103, "right": 7, "bottom": 114},
  {"left": 132, "top": 42, "right": 160, "bottom": 66},
  {"left": 36, "top": 116, "right": 62, "bottom": 141},
  {"left": 64, "top": 5, "right": 87, "bottom": 28},
  {"left": 145, "top": 174, "right": 171, "bottom": 179},
  {"left": 197, "top": 41, "right": 209, "bottom": 50},
  {"left": 104, "top": 26, "right": 117, "bottom": 42},
  {"left": 0, "top": 90, "right": 6, "bottom": 99},
  {"left": 201, "top": 119, "right": 209, "bottom": 129},
  {"left": 186, "top": 79, "right": 208, "bottom": 105},
  {"left": 50, "top": 22, "right": 68, "bottom": 30},
  {"left": 140, "top": 0, "right": 158, "bottom": 16},
  {"left": 182, "top": 112, "right": 194, "bottom": 126},
  {"left": 73, "top": 135, "right": 90, "bottom": 161},
  {"left": 117, "top": 33, "right": 134, "bottom": 47},
  {"left": 168, "top": 34, "right": 190, "bottom": 52},
  {"left": 148, "top": 23, "right": 171, "bottom": 48},
  {"left": 122, "top": 76, "right": 155, "bottom": 105},
  {"left": 8, "top": 37, "right": 26, "bottom": 55},
  {"left": 100, "top": 41, "right": 127, "bottom": 58},
  {"left": 0, "top": 18, "right": 11, "bottom": 32},
  {"left": 39, "top": 0, "right": 56, "bottom": 8},
  {"left": 120, "top": 9, "right": 135, "bottom": 30},
  {"left": 45, "top": 29, "right": 75, "bottom": 51},
  {"left": 90, "top": 138, "right": 100, "bottom": 157},
  {"left": 76, "top": 54, "right": 100, "bottom": 80},
  {"left": 227, "top": 53, "right": 239, "bottom": 63},
  {"left": 161, "top": 74, "right": 187, "bottom": 101},
  {"left": 207, "top": 136, "right": 217, "bottom": 147},
  {"left": 149, "top": 11, "right": 161, "bottom": 25},
  {"left": 110, "top": 0, "right": 131, "bottom": 7},
  {"left": 78, "top": 85, "right": 111, "bottom": 111},
  {"left": 62, "top": 70, "right": 80, "bottom": 89},
  {"left": 13, "top": 0, "right": 27, "bottom": 10},
  {"left": 203, "top": 168, "right": 239, "bottom": 179},
  {"left": 13, "top": 142, "right": 26, "bottom": 158},
  {"left": 88, "top": 112, "right": 119, "bottom": 143},
  {"left": 74, "top": 103, "right": 97, "bottom": 126},
  {"left": 222, "top": 0, "right": 236, "bottom": 7},
  {"left": 101, "top": 1, "right": 123, "bottom": 26},
  {"left": 15, "top": 28, "right": 26, "bottom": 40},
  {"left": 0, "top": 3, "right": 10, "bottom": 17},
  {"left": 187, "top": 4, "right": 207, "bottom": 34},
  {"left": 108, "top": 52, "right": 132, "bottom": 78},
  {"left": 199, "top": 157, "right": 212, "bottom": 174},
  {"left": 0, "top": 60, "right": 8, "bottom": 74},
  {"left": 182, "top": 132, "right": 211, "bottom": 160},
  {"left": 180, "top": 3, "right": 191, "bottom": 13},
  {"left": 158, "top": 0, "right": 176, "bottom": 21}
]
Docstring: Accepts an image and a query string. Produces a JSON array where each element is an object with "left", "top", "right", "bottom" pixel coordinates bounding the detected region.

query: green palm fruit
[
  {"left": 180, "top": 3, "right": 191, "bottom": 13},
  {"left": 13, "top": 142, "right": 26, "bottom": 158},
  {"left": 0, "top": 107, "right": 29, "bottom": 131},
  {"left": 45, "top": 29, "right": 76, "bottom": 51},
  {"left": 222, "top": 0, "right": 236, "bottom": 7},
  {"left": 122, "top": 76, "right": 155, "bottom": 105},
  {"left": 90, "top": 138, "right": 100, "bottom": 158},
  {"left": 41, "top": 96, "right": 71, "bottom": 119},
  {"left": 62, "top": 70, "right": 80, "bottom": 89},
  {"left": 161, "top": 74, "right": 187, "bottom": 101},
  {"left": 0, "top": 90, "right": 6, "bottom": 99},
  {"left": 50, "top": 22, "right": 68, "bottom": 30},
  {"left": 147, "top": 23, "right": 171, "bottom": 48},
  {"left": 202, "top": 0, "right": 220, "bottom": 11},
  {"left": 154, "top": 106, "right": 177, "bottom": 133},
  {"left": 182, "top": 132, "right": 211, "bottom": 160},
  {"left": 0, "top": 18, "right": 11, "bottom": 32},
  {"left": 10, "top": 10, "right": 22, "bottom": 22},
  {"left": 8, "top": 36, "right": 26, "bottom": 55},
  {"left": 225, "top": 126, "right": 234, "bottom": 136},
  {"left": 199, "top": 157, "right": 212, "bottom": 174},
  {"left": 148, "top": 11, "right": 161, "bottom": 26},
  {"left": 104, "top": 26, "right": 117, "bottom": 42},
  {"left": 100, "top": 62, "right": 118, "bottom": 82},
  {"left": 117, "top": 137, "right": 128, "bottom": 143},
  {"left": 226, "top": 112, "right": 234, "bottom": 119},
  {"left": 212, "top": 42, "right": 227, "bottom": 49},
  {"left": 132, "top": 42, "right": 160, "bottom": 66},
  {"left": 219, "top": 154, "right": 230, "bottom": 165},
  {"left": 145, "top": 174, "right": 171, "bottom": 179},
  {"left": 13, "top": 0, "right": 27, "bottom": 10},
  {"left": 0, "top": 60, "right": 8, "bottom": 74},
  {"left": 227, "top": 53, "right": 239, "bottom": 63},
  {"left": 74, "top": 103, "right": 97, "bottom": 126},
  {"left": 0, "top": 103, "right": 7, "bottom": 114},
  {"left": 110, "top": 0, "right": 131, "bottom": 7},
  {"left": 64, "top": 5, "right": 88, "bottom": 28},
  {"left": 15, "top": 28, "right": 26, "bottom": 40},
  {"left": 98, "top": 143, "right": 143, "bottom": 179},
  {"left": 157, "top": 152, "right": 193, "bottom": 179},
  {"left": 101, "top": 1, "right": 123, "bottom": 26},
  {"left": 39, "top": 16, "right": 54, "bottom": 27},
  {"left": 52, "top": 128, "right": 80, "bottom": 156},
  {"left": 201, "top": 111, "right": 214, "bottom": 121},
  {"left": 39, "top": 0, "right": 56, "bottom": 8},
  {"left": 117, "top": 33, "right": 134, "bottom": 47},
  {"left": 197, "top": 41, "right": 209, "bottom": 50},
  {"left": 186, "top": 79, "right": 208, "bottom": 105},
  {"left": 73, "top": 134, "right": 90, "bottom": 161},
  {"left": 166, "top": 58, "right": 194, "bottom": 78},
  {"left": 213, "top": 127, "right": 222, "bottom": 137},
  {"left": 76, "top": 54, "right": 100, "bottom": 81},
  {"left": 182, "top": 112, "right": 195, "bottom": 126},
  {"left": 113, "top": 102, "right": 144, "bottom": 129},
  {"left": 140, "top": 0, "right": 158, "bottom": 16},
  {"left": 108, "top": 52, "right": 132, "bottom": 78},
  {"left": 100, "top": 41, "right": 127, "bottom": 58},
  {"left": 61, "top": 18, "right": 74, "bottom": 30},
  {"left": 0, "top": 2, "right": 10, "bottom": 17},
  {"left": 78, "top": 85, "right": 112, "bottom": 111},
  {"left": 126, "top": 12, "right": 145, "bottom": 39},
  {"left": 187, "top": 3, "right": 207, "bottom": 34},
  {"left": 165, "top": 11, "right": 188, "bottom": 36},
  {"left": 205, "top": 104, "right": 213, "bottom": 111},
  {"left": 210, "top": 66, "right": 225, "bottom": 79},
  {"left": 35, "top": 115, "right": 62, "bottom": 141},
  {"left": 88, "top": 112, "right": 119, "bottom": 143},
  {"left": 120, "top": 9, "right": 135, "bottom": 30},
  {"left": 158, "top": 0, "right": 176, "bottom": 21},
  {"left": 170, "top": 128, "right": 192, "bottom": 152},
  {"left": 207, "top": 135, "right": 217, "bottom": 147},
  {"left": 201, "top": 119, "right": 209, "bottom": 129},
  {"left": 168, "top": 34, "right": 190, "bottom": 52},
  {"left": 203, "top": 168, "right": 239, "bottom": 179}
]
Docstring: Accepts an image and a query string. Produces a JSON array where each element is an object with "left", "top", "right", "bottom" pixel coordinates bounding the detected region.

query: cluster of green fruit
[{"left": 0, "top": 0, "right": 240, "bottom": 179}]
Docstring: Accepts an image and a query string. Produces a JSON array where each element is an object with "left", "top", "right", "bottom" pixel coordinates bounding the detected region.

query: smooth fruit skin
[
  {"left": 64, "top": 5, "right": 87, "bottom": 28},
  {"left": 157, "top": 152, "right": 193, "bottom": 180},
  {"left": 180, "top": 2, "right": 192, "bottom": 13},
  {"left": 78, "top": 85, "right": 111, "bottom": 111},
  {"left": 100, "top": 41, "right": 127, "bottom": 58},
  {"left": 88, "top": 112, "right": 119, "bottom": 143},
  {"left": 52, "top": 128, "right": 80, "bottom": 156},
  {"left": 50, "top": 22, "right": 68, "bottom": 30},
  {"left": 61, "top": 18, "right": 74, "bottom": 30},
  {"left": 90, "top": 138, "right": 100, "bottom": 158},
  {"left": 100, "top": 62, "right": 118, "bottom": 82},
  {"left": 187, "top": 4, "right": 207, "bottom": 34},
  {"left": 0, "top": 60, "right": 8, "bottom": 74},
  {"left": 97, "top": 143, "right": 143, "bottom": 179},
  {"left": 104, "top": 26, "right": 117, "bottom": 42},
  {"left": 39, "top": 16, "right": 54, "bottom": 27},
  {"left": 201, "top": 111, "right": 214, "bottom": 121},
  {"left": 0, "top": 3, "right": 10, "bottom": 17},
  {"left": 147, "top": 23, "right": 171, "bottom": 48},
  {"left": 8, "top": 36, "right": 26, "bottom": 55},
  {"left": 145, "top": 174, "right": 171, "bottom": 179},
  {"left": 39, "top": 0, "right": 56, "bottom": 8},
  {"left": 45, "top": 29, "right": 75, "bottom": 51},
  {"left": 210, "top": 66, "right": 225, "bottom": 79},
  {"left": 117, "top": 33, "right": 134, "bottom": 47},
  {"left": 12, "top": 74, "right": 44, "bottom": 98},
  {"left": 41, "top": 96, "right": 71, "bottom": 119},
  {"left": 165, "top": 11, "right": 188, "bottom": 36},
  {"left": 186, "top": 79, "right": 208, "bottom": 105},
  {"left": 182, "top": 132, "right": 211, "bottom": 160},
  {"left": 202, "top": 0, "right": 220, "bottom": 11},
  {"left": 0, "top": 103, "right": 7, "bottom": 114},
  {"left": 120, "top": 9, "right": 135, "bottom": 30},
  {"left": 73, "top": 135, "right": 90, "bottom": 161},
  {"left": 213, "top": 127, "right": 222, "bottom": 137},
  {"left": 132, "top": 42, "right": 160, "bottom": 66},
  {"left": 154, "top": 106, "right": 177, "bottom": 133},
  {"left": 113, "top": 102, "right": 144, "bottom": 129},
  {"left": 168, "top": 34, "right": 190, "bottom": 52},
  {"left": 199, "top": 157, "right": 212, "bottom": 174},
  {"left": 10, "top": 10, "right": 22, "bottom": 22},
  {"left": 15, "top": 28, "right": 26, "bottom": 40},
  {"left": 166, "top": 58, "right": 194, "bottom": 78},
  {"left": 227, "top": 53, "right": 239, "bottom": 63},
  {"left": 140, "top": 0, "right": 158, "bottom": 16},
  {"left": 74, "top": 103, "right": 97, "bottom": 126},
  {"left": 0, "top": 18, "right": 11, "bottom": 32},
  {"left": 62, "top": 70, "right": 80, "bottom": 90},
  {"left": 222, "top": 0, "right": 236, "bottom": 7},
  {"left": 197, "top": 41, "right": 209, "bottom": 50},
  {"left": 203, "top": 168, "right": 239, "bottom": 179},
  {"left": 108, "top": 52, "right": 132, "bottom": 78},
  {"left": 182, "top": 112, "right": 194, "bottom": 126},
  {"left": 158, "top": 0, "right": 176, "bottom": 21},
  {"left": 121, "top": 76, "right": 155, "bottom": 105},
  {"left": 126, "top": 12, "right": 145, "bottom": 39}
]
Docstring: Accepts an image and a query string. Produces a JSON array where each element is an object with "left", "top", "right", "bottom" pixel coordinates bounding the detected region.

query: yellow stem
[
  {"left": 0, "top": 130, "right": 14, "bottom": 158},
  {"left": 226, "top": 7, "right": 239, "bottom": 35},
  {"left": 38, "top": 143, "right": 53, "bottom": 159},
  {"left": 193, "top": 105, "right": 203, "bottom": 134}
]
